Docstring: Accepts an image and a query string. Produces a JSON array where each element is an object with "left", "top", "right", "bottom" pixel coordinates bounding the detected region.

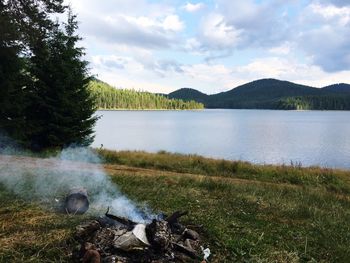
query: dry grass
[
  {"left": 1, "top": 151, "right": 350, "bottom": 262},
  {"left": 0, "top": 190, "right": 88, "bottom": 262}
]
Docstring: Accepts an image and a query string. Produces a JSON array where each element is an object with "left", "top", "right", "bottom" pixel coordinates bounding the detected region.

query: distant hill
[
  {"left": 168, "top": 79, "right": 350, "bottom": 110},
  {"left": 168, "top": 88, "right": 209, "bottom": 103},
  {"left": 322, "top": 83, "right": 350, "bottom": 93}
]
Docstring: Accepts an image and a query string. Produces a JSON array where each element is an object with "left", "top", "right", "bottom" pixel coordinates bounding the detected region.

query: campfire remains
[{"left": 73, "top": 208, "right": 209, "bottom": 263}]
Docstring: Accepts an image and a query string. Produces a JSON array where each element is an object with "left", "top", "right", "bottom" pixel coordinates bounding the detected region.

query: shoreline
[
  {"left": 96, "top": 148, "right": 350, "bottom": 174},
  {"left": 96, "top": 108, "right": 350, "bottom": 112},
  {"left": 97, "top": 108, "right": 204, "bottom": 111}
]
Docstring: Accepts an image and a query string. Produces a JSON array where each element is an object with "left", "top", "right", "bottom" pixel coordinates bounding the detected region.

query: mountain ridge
[{"left": 168, "top": 79, "right": 350, "bottom": 110}]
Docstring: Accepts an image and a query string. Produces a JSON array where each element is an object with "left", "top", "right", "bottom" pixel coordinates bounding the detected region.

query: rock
[
  {"left": 82, "top": 249, "right": 101, "bottom": 263},
  {"left": 172, "top": 242, "right": 198, "bottom": 259}
]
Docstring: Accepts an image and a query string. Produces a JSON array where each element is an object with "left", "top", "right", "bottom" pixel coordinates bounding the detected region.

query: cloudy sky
[{"left": 65, "top": 0, "right": 350, "bottom": 94}]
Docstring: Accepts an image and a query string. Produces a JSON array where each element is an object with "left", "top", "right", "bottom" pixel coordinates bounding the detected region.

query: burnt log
[
  {"left": 65, "top": 188, "right": 89, "bottom": 214},
  {"left": 165, "top": 211, "right": 188, "bottom": 225},
  {"left": 105, "top": 207, "right": 137, "bottom": 229},
  {"left": 97, "top": 216, "right": 128, "bottom": 228},
  {"left": 165, "top": 211, "right": 188, "bottom": 234}
]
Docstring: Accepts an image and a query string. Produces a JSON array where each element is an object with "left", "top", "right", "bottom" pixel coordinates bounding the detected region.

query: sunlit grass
[
  {"left": 0, "top": 185, "right": 89, "bottom": 262},
  {"left": 1, "top": 151, "right": 350, "bottom": 262},
  {"left": 97, "top": 149, "right": 350, "bottom": 193},
  {"left": 109, "top": 171, "right": 350, "bottom": 262}
]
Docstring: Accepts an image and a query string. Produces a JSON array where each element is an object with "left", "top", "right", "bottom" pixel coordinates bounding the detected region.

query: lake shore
[
  {"left": 1, "top": 149, "right": 350, "bottom": 262},
  {"left": 97, "top": 108, "right": 204, "bottom": 111}
]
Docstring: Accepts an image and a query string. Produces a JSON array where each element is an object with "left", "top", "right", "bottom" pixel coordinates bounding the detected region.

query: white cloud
[
  {"left": 199, "top": 13, "right": 242, "bottom": 50},
  {"left": 297, "top": 2, "right": 350, "bottom": 72},
  {"left": 234, "top": 57, "right": 350, "bottom": 88},
  {"left": 189, "top": 0, "right": 292, "bottom": 59},
  {"left": 310, "top": 2, "right": 350, "bottom": 26},
  {"left": 82, "top": 13, "right": 185, "bottom": 49},
  {"left": 214, "top": 0, "right": 291, "bottom": 47},
  {"left": 183, "top": 2, "right": 205, "bottom": 12},
  {"left": 163, "top": 15, "right": 184, "bottom": 32},
  {"left": 92, "top": 55, "right": 144, "bottom": 73},
  {"left": 91, "top": 56, "right": 177, "bottom": 94},
  {"left": 67, "top": 0, "right": 175, "bottom": 18},
  {"left": 179, "top": 63, "right": 236, "bottom": 93},
  {"left": 185, "top": 38, "right": 202, "bottom": 52},
  {"left": 235, "top": 57, "right": 292, "bottom": 78},
  {"left": 66, "top": 0, "right": 183, "bottom": 50},
  {"left": 61, "top": 0, "right": 350, "bottom": 93},
  {"left": 91, "top": 53, "right": 350, "bottom": 94},
  {"left": 269, "top": 43, "right": 292, "bottom": 55}
]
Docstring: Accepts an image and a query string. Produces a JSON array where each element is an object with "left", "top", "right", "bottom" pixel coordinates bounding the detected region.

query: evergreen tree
[
  {"left": 0, "top": 2, "right": 28, "bottom": 144},
  {"left": 89, "top": 80, "right": 204, "bottom": 110},
  {"left": 0, "top": 0, "right": 66, "bottom": 147},
  {"left": 1, "top": 1, "right": 98, "bottom": 150},
  {"left": 26, "top": 10, "right": 97, "bottom": 149}
]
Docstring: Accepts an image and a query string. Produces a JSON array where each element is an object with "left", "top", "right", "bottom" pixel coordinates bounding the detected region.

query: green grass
[
  {"left": 1, "top": 150, "right": 350, "bottom": 262},
  {"left": 97, "top": 149, "right": 350, "bottom": 194},
  {"left": 110, "top": 173, "right": 350, "bottom": 262}
]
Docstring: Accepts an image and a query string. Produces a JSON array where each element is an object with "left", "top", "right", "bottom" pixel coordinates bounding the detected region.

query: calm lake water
[{"left": 92, "top": 110, "right": 350, "bottom": 169}]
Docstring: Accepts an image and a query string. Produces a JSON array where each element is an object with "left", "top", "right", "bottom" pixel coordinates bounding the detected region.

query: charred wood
[
  {"left": 105, "top": 207, "right": 137, "bottom": 230},
  {"left": 73, "top": 210, "right": 206, "bottom": 263},
  {"left": 165, "top": 211, "right": 188, "bottom": 226}
]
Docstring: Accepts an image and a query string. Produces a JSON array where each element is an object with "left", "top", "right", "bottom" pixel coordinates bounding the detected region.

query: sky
[{"left": 64, "top": 0, "right": 350, "bottom": 94}]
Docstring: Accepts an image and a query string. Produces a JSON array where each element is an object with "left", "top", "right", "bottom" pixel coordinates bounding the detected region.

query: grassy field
[{"left": 1, "top": 150, "right": 350, "bottom": 262}]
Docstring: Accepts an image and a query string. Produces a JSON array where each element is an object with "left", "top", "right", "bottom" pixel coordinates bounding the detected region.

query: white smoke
[{"left": 0, "top": 146, "right": 154, "bottom": 223}]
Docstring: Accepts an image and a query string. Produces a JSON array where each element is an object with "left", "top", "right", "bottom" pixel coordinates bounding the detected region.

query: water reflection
[{"left": 93, "top": 110, "right": 350, "bottom": 169}]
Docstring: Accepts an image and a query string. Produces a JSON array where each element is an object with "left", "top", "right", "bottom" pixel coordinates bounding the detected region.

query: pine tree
[
  {"left": 0, "top": 2, "right": 28, "bottom": 144},
  {"left": 0, "top": 0, "right": 66, "bottom": 147},
  {"left": 27, "top": 9, "right": 97, "bottom": 149}
]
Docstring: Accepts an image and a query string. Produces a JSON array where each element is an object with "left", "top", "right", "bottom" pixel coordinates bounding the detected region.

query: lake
[{"left": 92, "top": 110, "right": 350, "bottom": 169}]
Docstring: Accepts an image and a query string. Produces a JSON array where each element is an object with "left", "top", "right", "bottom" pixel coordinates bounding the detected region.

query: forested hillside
[
  {"left": 322, "top": 83, "right": 350, "bottom": 93},
  {"left": 277, "top": 95, "right": 350, "bottom": 110},
  {"left": 89, "top": 80, "right": 204, "bottom": 110},
  {"left": 168, "top": 79, "right": 350, "bottom": 110},
  {"left": 168, "top": 88, "right": 209, "bottom": 103}
]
